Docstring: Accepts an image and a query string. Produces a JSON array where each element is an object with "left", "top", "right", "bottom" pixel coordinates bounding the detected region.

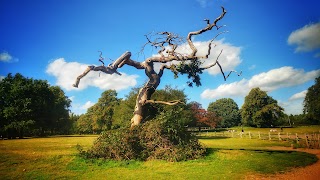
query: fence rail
[{"left": 196, "top": 129, "right": 320, "bottom": 149}]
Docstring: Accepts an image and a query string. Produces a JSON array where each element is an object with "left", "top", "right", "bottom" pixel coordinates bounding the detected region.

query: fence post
[
  {"left": 278, "top": 132, "right": 281, "bottom": 141},
  {"left": 296, "top": 133, "right": 299, "bottom": 144},
  {"left": 240, "top": 132, "right": 243, "bottom": 138},
  {"left": 258, "top": 132, "right": 261, "bottom": 139},
  {"left": 249, "top": 132, "right": 251, "bottom": 139},
  {"left": 269, "top": 132, "right": 271, "bottom": 140},
  {"left": 305, "top": 134, "right": 309, "bottom": 148},
  {"left": 318, "top": 134, "right": 320, "bottom": 149}
]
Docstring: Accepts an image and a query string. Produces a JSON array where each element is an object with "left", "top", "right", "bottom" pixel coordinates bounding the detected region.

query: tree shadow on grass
[{"left": 198, "top": 136, "right": 231, "bottom": 140}]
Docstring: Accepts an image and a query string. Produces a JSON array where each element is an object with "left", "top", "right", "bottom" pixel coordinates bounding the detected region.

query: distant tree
[
  {"left": 241, "top": 87, "right": 284, "bottom": 127},
  {"left": 113, "top": 86, "right": 192, "bottom": 129},
  {"left": 79, "top": 90, "right": 119, "bottom": 134},
  {"left": 0, "top": 73, "right": 35, "bottom": 138},
  {"left": 48, "top": 86, "right": 71, "bottom": 134},
  {"left": 77, "top": 114, "right": 93, "bottom": 134},
  {"left": 303, "top": 76, "right": 320, "bottom": 124},
  {"left": 0, "top": 73, "right": 71, "bottom": 138},
  {"left": 189, "top": 102, "right": 220, "bottom": 128},
  {"left": 112, "top": 88, "right": 139, "bottom": 128},
  {"left": 69, "top": 113, "right": 80, "bottom": 134},
  {"left": 207, "top": 98, "right": 241, "bottom": 128}
]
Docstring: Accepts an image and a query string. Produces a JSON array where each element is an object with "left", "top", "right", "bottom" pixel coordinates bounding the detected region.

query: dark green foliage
[
  {"left": 112, "top": 86, "right": 193, "bottom": 129},
  {"left": 112, "top": 88, "right": 139, "bottom": 128},
  {"left": 79, "top": 108, "right": 205, "bottom": 162},
  {"left": 77, "top": 90, "right": 119, "bottom": 134},
  {"left": 208, "top": 98, "right": 241, "bottom": 128},
  {"left": 241, "top": 87, "right": 284, "bottom": 127},
  {"left": 303, "top": 76, "right": 320, "bottom": 124},
  {"left": 173, "top": 60, "right": 203, "bottom": 87},
  {"left": 0, "top": 73, "right": 71, "bottom": 138}
]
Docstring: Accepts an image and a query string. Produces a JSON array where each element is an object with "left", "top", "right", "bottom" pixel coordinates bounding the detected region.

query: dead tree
[{"left": 73, "top": 7, "right": 238, "bottom": 127}]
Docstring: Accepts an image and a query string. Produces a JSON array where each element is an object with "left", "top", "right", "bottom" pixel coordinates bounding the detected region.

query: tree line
[
  {"left": 75, "top": 76, "right": 320, "bottom": 133},
  {"left": 0, "top": 73, "right": 72, "bottom": 139},
  {"left": 1, "top": 73, "right": 319, "bottom": 138}
]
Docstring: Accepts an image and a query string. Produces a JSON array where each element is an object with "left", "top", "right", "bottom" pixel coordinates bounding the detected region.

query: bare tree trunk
[
  {"left": 72, "top": 7, "right": 236, "bottom": 128},
  {"left": 131, "top": 61, "right": 161, "bottom": 127}
]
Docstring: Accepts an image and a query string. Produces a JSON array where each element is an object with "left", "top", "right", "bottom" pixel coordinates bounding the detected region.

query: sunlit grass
[
  {"left": 0, "top": 132, "right": 318, "bottom": 179},
  {"left": 229, "top": 125, "right": 320, "bottom": 134}
]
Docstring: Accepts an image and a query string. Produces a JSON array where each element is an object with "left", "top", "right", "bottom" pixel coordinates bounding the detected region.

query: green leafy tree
[
  {"left": 241, "top": 87, "right": 284, "bottom": 127},
  {"left": 47, "top": 86, "right": 71, "bottom": 134},
  {"left": 304, "top": 76, "right": 320, "bottom": 124},
  {"left": 113, "top": 86, "right": 192, "bottom": 129},
  {"left": 208, "top": 98, "right": 241, "bottom": 128},
  {"left": 78, "top": 90, "right": 119, "bottom": 133},
  {"left": 0, "top": 73, "right": 71, "bottom": 138},
  {"left": 77, "top": 114, "right": 93, "bottom": 134},
  {"left": 113, "top": 88, "right": 139, "bottom": 128}
]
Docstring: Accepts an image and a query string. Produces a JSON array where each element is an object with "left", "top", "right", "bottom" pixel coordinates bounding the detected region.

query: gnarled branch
[
  {"left": 72, "top": 7, "right": 239, "bottom": 128},
  {"left": 145, "top": 100, "right": 185, "bottom": 106}
]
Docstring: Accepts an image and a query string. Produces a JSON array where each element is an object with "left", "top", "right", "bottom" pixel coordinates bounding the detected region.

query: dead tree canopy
[{"left": 73, "top": 7, "right": 239, "bottom": 127}]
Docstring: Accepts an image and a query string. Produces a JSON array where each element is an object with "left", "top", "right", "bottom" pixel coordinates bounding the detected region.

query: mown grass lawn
[
  {"left": 229, "top": 125, "right": 320, "bottom": 134},
  {"left": 0, "top": 133, "right": 318, "bottom": 179}
]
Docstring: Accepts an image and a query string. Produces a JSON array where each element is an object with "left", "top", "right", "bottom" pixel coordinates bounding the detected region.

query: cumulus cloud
[
  {"left": 201, "top": 79, "right": 249, "bottom": 99},
  {"left": 46, "top": 58, "right": 138, "bottom": 91},
  {"left": 80, "top": 101, "right": 95, "bottom": 110},
  {"left": 154, "top": 40, "right": 242, "bottom": 75},
  {"left": 279, "top": 100, "right": 304, "bottom": 115},
  {"left": 201, "top": 66, "right": 320, "bottom": 99},
  {"left": 288, "top": 90, "right": 307, "bottom": 101},
  {"left": 288, "top": 22, "right": 320, "bottom": 54},
  {"left": 0, "top": 51, "right": 18, "bottom": 63},
  {"left": 248, "top": 67, "right": 319, "bottom": 91}
]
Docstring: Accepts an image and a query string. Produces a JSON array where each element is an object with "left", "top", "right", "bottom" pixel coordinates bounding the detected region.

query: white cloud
[
  {"left": 154, "top": 40, "right": 242, "bottom": 75},
  {"left": 81, "top": 101, "right": 95, "bottom": 110},
  {"left": 70, "top": 101, "right": 95, "bottom": 115},
  {"left": 288, "top": 22, "right": 320, "bottom": 53},
  {"left": 196, "top": 0, "right": 208, "bottom": 8},
  {"left": 279, "top": 100, "right": 304, "bottom": 115},
  {"left": 201, "top": 66, "right": 320, "bottom": 99},
  {"left": 0, "top": 51, "right": 18, "bottom": 63},
  {"left": 0, "top": 76, "right": 5, "bottom": 81},
  {"left": 248, "top": 66, "right": 319, "bottom": 91},
  {"left": 289, "top": 90, "right": 307, "bottom": 101},
  {"left": 46, "top": 58, "right": 138, "bottom": 91},
  {"left": 201, "top": 79, "right": 249, "bottom": 99}
]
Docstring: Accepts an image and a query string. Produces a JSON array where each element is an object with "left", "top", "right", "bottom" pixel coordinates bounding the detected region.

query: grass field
[{"left": 0, "top": 128, "right": 319, "bottom": 179}]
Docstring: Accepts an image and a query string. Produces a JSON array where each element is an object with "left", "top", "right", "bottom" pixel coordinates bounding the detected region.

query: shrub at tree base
[{"left": 78, "top": 113, "right": 205, "bottom": 162}]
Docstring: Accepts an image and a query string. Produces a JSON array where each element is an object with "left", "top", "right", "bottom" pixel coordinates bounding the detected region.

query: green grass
[
  {"left": 0, "top": 132, "right": 318, "bottom": 179},
  {"left": 229, "top": 125, "right": 320, "bottom": 134}
]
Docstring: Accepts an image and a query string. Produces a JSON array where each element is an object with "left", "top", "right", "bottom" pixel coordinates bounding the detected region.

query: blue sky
[{"left": 1, "top": 0, "right": 320, "bottom": 115}]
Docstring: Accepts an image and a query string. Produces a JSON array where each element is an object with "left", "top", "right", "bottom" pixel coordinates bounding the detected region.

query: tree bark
[{"left": 73, "top": 7, "right": 234, "bottom": 128}]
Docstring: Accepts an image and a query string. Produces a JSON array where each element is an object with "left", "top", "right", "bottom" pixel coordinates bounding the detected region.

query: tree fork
[{"left": 72, "top": 7, "right": 238, "bottom": 128}]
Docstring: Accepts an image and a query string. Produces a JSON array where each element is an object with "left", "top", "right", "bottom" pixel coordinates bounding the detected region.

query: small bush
[{"left": 79, "top": 109, "right": 205, "bottom": 161}]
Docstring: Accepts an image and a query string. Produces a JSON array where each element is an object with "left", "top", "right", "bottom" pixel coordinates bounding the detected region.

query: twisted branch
[{"left": 145, "top": 100, "right": 185, "bottom": 106}]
